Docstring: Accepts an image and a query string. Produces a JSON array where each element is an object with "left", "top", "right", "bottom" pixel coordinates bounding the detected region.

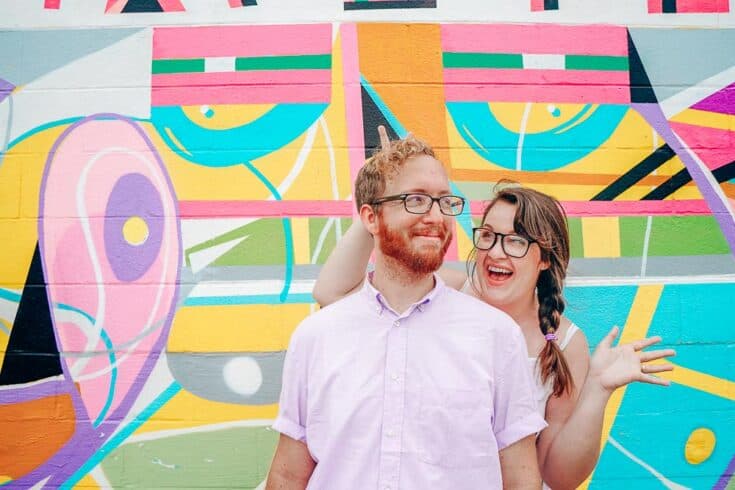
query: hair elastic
[{"left": 544, "top": 332, "right": 558, "bottom": 342}]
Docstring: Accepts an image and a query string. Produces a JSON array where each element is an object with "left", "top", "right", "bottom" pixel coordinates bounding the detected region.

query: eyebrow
[{"left": 402, "top": 188, "right": 454, "bottom": 195}]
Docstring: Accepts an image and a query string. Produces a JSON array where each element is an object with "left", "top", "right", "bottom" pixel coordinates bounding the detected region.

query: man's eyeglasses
[
  {"left": 370, "top": 193, "right": 465, "bottom": 216},
  {"left": 472, "top": 227, "right": 535, "bottom": 258}
]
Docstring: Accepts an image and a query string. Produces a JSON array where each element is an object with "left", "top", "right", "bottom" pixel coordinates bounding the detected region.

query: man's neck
[{"left": 371, "top": 255, "right": 436, "bottom": 315}]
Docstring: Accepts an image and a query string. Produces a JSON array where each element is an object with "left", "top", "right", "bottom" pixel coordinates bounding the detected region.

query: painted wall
[{"left": 1, "top": 1, "right": 734, "bottom": 488}]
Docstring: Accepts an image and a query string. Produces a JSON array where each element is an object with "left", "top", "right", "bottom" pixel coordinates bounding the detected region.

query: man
[{"left": 266, "top": 134, "right": 545, "bottom": 489}]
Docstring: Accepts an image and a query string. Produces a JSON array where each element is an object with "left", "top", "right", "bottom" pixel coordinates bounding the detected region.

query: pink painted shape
[
  {"left": 177, "top": 198, "right": 713, "bottom": 219},
  {"left": 677, "top": 0, "right": 729, "bottom": 12},
  {"left": 105, "top": 0, "right": 126, "bottom": 13},
  {"left": 530, "top": 0, "right": 545, "bottom": 10},
  {"left": 670, "top": 122, "right": 735, "bottom": 170},
  {"left": 152, "top": 69, "right": 331, "bottom": 88},
  {"left": 152, "top": 83, "right": 330, "bottom": 106},
  {"left": 158, "top": 0, "right": 186, "bottom": 10},
  {"left": 340, "top": 23, "right": 366, "bottom": 219},
  {"left": 443, "top": 83, "right": 630, "bottom": 104},
  {"left": 443, "top": 68, "right": 630, "bottom": 87},
  {"left": 44, "top": 0, "right": 61, "bottom": 8},
  {"left": 41, "top": 118, "right": 179, "bottom": 424},
  {"left": 153, "top": 24, "right": 332, "bottom": 59},
  {"left": 648, "top": 0, "right": 663, "bottom": 12},
  {"left": 441, "top": 24, "right": 628, "bottom": 56}
]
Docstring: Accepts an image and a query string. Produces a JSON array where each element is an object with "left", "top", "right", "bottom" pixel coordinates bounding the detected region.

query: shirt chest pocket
[{"left": 417, "top": 387, "right": 495, "bottom": 468}]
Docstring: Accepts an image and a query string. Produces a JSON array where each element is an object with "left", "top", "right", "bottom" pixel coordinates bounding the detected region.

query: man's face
[{"left": 374, "top": 155, "right": 454, "bottom": 275}]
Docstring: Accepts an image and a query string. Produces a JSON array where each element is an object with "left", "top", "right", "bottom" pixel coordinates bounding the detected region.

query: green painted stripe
[
  {"left": 152, "top": 58, "right": 205, "bottom": 74},
  {"left": 565, "top": 55, "right": 629, "bottom": 71},
  {"left": 443, "top": 52, "right": 523, "bottom": 69},
  {"left": 235, "top": 54, "right": 332, "bottom": 71}
]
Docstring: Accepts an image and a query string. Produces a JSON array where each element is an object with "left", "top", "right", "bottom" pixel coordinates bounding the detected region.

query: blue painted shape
[
  {"left": 563, "top": 285, "right": 639, "bottom": 349},
  {"left": 445, "top": 102, "right": 628, "bottom": 171},
  {"left": 151, "top": 104, "right": 327, "bottom": 166},
  {"left": 184, "top": 293, "right": 315, "bottom": 306},
  {"left": 360, "top": 75, "right": 408, "bottom": 138},
  {"left": 591, "top": 382, "right": 735, "bottom": 489}
]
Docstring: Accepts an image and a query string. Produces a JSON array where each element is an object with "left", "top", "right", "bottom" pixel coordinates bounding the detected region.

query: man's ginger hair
[{"left": 354, "top": 134, "right": 436, "bottom": 210}]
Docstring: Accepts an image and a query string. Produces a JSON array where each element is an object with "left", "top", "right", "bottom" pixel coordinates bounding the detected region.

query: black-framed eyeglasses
[
  {"left": 370, "top": 193, "right": 465, "bottom": 216},
  {"left": 472, "top": 227, "right": 535, "bottom": 258}
]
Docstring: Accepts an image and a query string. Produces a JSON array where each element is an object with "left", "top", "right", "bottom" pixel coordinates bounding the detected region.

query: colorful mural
[{"left": 0, "top": 6, "right": 734, "bottom": 489}]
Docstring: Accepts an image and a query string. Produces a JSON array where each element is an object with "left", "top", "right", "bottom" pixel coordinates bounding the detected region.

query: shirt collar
[{"left": 362, "top": 270, "right": 445, "bottom": 316}]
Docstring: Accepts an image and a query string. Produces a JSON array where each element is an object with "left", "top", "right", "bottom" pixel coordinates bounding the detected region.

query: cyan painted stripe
[
  {"left": 92, "top": 327, "right": 117, "bottom": 428},
  {"left": 61, "top": 382, "right": 182, "bottom": 489},
  {"left": 184, "top": 293, "right": 315, "bottom": 306},
  {"left": 359, "top": 75, "right": 407, "bottom": 138},
  {"left": 565, "top": 55, "right": 629, "bottom": 71},
  {"left": 0, "top": 288, "right": 21, "bottom": 302}
]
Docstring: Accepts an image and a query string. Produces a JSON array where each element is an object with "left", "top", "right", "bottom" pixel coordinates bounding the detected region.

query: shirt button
[
  {"left": 391, "top": 374, "right": 399, "bottom": 381},
  {"left": 386, "top": 430, "right": 395, "bottom": 437},
  {"left": 393, "top": 320, "right": 400, "bottom": 327}
]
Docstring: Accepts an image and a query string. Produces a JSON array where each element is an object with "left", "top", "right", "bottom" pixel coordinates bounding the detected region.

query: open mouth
[{"left": 486, "top": 265, "right": 513, "bottom": 282}]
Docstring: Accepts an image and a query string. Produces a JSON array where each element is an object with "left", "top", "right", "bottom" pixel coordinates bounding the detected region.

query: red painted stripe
[
  {"left": 153, "top": 24, "right": 332, "bottom": 59},
  {"left": 648, "top": 0, "right": 664, "bottom": 12},
  {"left": 151, "top": 83, "right": 330, "bottom": 106},
  {"left": 157, "top": 0, "right": 186, "bottom": 10},
  {"left": 441, "top": 24, "right": 628, "bottom": 56},
  {"left": 443, "top": 68, "right": 630, "bottom": 86},
  {"left": 443, "top": 83, "right": 631, "bottom": 104},
  {"left": 177, "top": 199, "right": 714, "bottom": 218},
  {"left": 152, "top": 70, "right": 331, "bottom": 88},
  {"left": 44, "top": 0, "right": 61, "bottom": 8},
  {"left": 530, "top": 0, "right": 545, "bottom": 10}
]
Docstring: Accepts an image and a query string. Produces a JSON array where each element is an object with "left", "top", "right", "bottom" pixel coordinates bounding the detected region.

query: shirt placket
[{"left": 377, "top": 311, "right": 409, "bottom": 490}]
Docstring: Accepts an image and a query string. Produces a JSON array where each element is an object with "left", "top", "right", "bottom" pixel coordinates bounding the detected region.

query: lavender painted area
[
  {"left": 104, "top": 172, "right": 164, "bottom": 282},
  {"left": 692, "top": 82, "right": 735, "bottom": 115},
  {"left": 633, "top": 103, "right": 735, "bottom": 255},
  {"left": 713, "top": 453, "right": 735, "bottom": 490},
  {"left": 0, "top": 378, "right": 73, "bottom": 404},
  {"left": 0, "top": 78, "right": 13, "bottom": 104}
]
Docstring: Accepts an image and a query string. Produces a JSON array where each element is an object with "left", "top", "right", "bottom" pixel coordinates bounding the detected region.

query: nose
[
  {"left": 422, "top": 200, "right": 444, "bottom": 223},
  {"left": 487, "top": 236, "right": 507, "bottom": 258}
]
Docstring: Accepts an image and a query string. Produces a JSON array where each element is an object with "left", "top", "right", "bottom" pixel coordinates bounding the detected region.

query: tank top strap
[{"left": 558, "top": 322, "right": 580, "bottom": 350}]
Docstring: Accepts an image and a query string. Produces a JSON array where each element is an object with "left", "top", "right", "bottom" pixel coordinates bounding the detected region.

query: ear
[
  {"left": 539, "top": 258, "right": 551, "bottom": 272},
  {"left": 359, "top": 203, "right": 380, "bottom": 236}
]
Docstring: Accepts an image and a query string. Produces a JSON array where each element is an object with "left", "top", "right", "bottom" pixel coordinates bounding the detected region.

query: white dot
[
  {"left": 546, "top": 104, "right": 556, "bottom": 114},
  {"left": 200, "top": 105, "right": 211, "bottom": 115},
  {"left": 223, "top": 356, "right": 263, "bottom": 396}
]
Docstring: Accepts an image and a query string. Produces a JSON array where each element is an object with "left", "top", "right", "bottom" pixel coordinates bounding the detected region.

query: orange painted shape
[
  {"left": 357, "top": 23, "right": 451, "bottom": 167},
  {"left": 0, "top": 394, "right": 76, "bottom": 479}
]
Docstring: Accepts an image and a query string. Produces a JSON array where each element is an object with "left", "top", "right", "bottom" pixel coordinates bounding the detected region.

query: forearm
[
  {"left": 499, "top": 435, "right": 542, "bottom": 489},
  {"left": 265, "top": 468, "right": 310, "bottom": 490},
  {"left": 541, "top": 380, "right": 612, "bottom": 489},
  {"left": 312, "top": 220, "right": 374, "bottom": 305}
]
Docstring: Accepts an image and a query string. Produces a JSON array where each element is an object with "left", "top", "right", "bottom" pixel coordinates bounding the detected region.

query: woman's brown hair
[{"left": 470, "top": 183, "right": 573, "bottom": 397}]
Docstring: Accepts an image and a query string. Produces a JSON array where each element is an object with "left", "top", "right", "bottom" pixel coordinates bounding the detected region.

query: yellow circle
[
  {"left": 122, "top": 216, "right": 149, "bottom": 246},
  {"left": 685, "top": 427, "right": 716, "bottom": 465}
]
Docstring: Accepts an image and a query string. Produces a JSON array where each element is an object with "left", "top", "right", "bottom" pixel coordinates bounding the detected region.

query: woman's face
[{"left": 473, "top": 200, "right": 549, "bottom": 311}]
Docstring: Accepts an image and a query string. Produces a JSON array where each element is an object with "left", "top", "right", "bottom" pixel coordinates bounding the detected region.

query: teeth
[{"left": 488, "top": 266, "right": 512, "bottom": 275}]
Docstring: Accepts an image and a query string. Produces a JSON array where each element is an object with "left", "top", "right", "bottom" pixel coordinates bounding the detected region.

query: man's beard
[{"left": 377, "top": 218, "right": 452, "bottom": 275}]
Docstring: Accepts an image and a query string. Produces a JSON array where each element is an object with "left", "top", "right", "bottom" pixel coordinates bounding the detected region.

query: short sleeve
[
  {"left": 272, "top": 325, "right": 309, "bottom": 442},
  {"left": 492, "top": 320, "right": 547, "bottom": 450}
]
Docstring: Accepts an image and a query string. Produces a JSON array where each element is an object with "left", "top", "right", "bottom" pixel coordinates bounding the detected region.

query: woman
[{"left": 311, "top": 128, "right": 675, "bottom": 489}]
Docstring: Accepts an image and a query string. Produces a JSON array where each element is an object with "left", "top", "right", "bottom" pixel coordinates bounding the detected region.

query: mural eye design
[
  {"left": 104, "top": 173, "right": 164, "bottom": 282},
  {"left": 446, "top": 101, "right": 628, "bottom": 171}
]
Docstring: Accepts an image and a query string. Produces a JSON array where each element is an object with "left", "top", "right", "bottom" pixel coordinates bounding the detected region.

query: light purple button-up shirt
[{"left": 273, "top": 275, "right": 546, "bottom": 489}]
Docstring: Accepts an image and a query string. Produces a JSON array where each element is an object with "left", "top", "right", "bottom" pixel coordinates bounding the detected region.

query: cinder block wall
[{"left": 0, "top": 2, "right": 733, "bottom": 488}]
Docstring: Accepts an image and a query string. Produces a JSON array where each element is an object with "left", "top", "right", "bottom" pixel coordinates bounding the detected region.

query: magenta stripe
[
  {"left": 151, "top": 83, "right": 330, "bottom": 106},
  {"left": 152, "top": 69, "right": 331, "bottom": 88},
  {"left": 340, "top": 23, "right": 366, "bottom": 209},
  {"left": 153, "top": 24, "right": 332, "bottom": 59},
  {"left": 444, "top": 83, "right": 630, "bottom": 103},
  {"left": 441, "top": 24, "right": 628, "bottom": 56},
  {"left": 177, "top": 199, "right": 714, "bottom": 219},
  {"left": 691, "top": 82, "right": 735, "bottom": 115},
  {"left": 443, "top": 68, "right": 629, "bottom": 86}
]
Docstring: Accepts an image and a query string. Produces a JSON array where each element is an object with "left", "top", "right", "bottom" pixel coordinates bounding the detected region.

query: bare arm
[
  {"left": 538, "top": 327, "right": 675, "bottom": 489},
  {"left": 499, "top": 434, "right": 542, "bottom": 489},
  {"left": 311, "top": 220, "right": 374, "bottom": 306},
  {"left": 266, "top": 434, "right": 316, "bottom": 490}
]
